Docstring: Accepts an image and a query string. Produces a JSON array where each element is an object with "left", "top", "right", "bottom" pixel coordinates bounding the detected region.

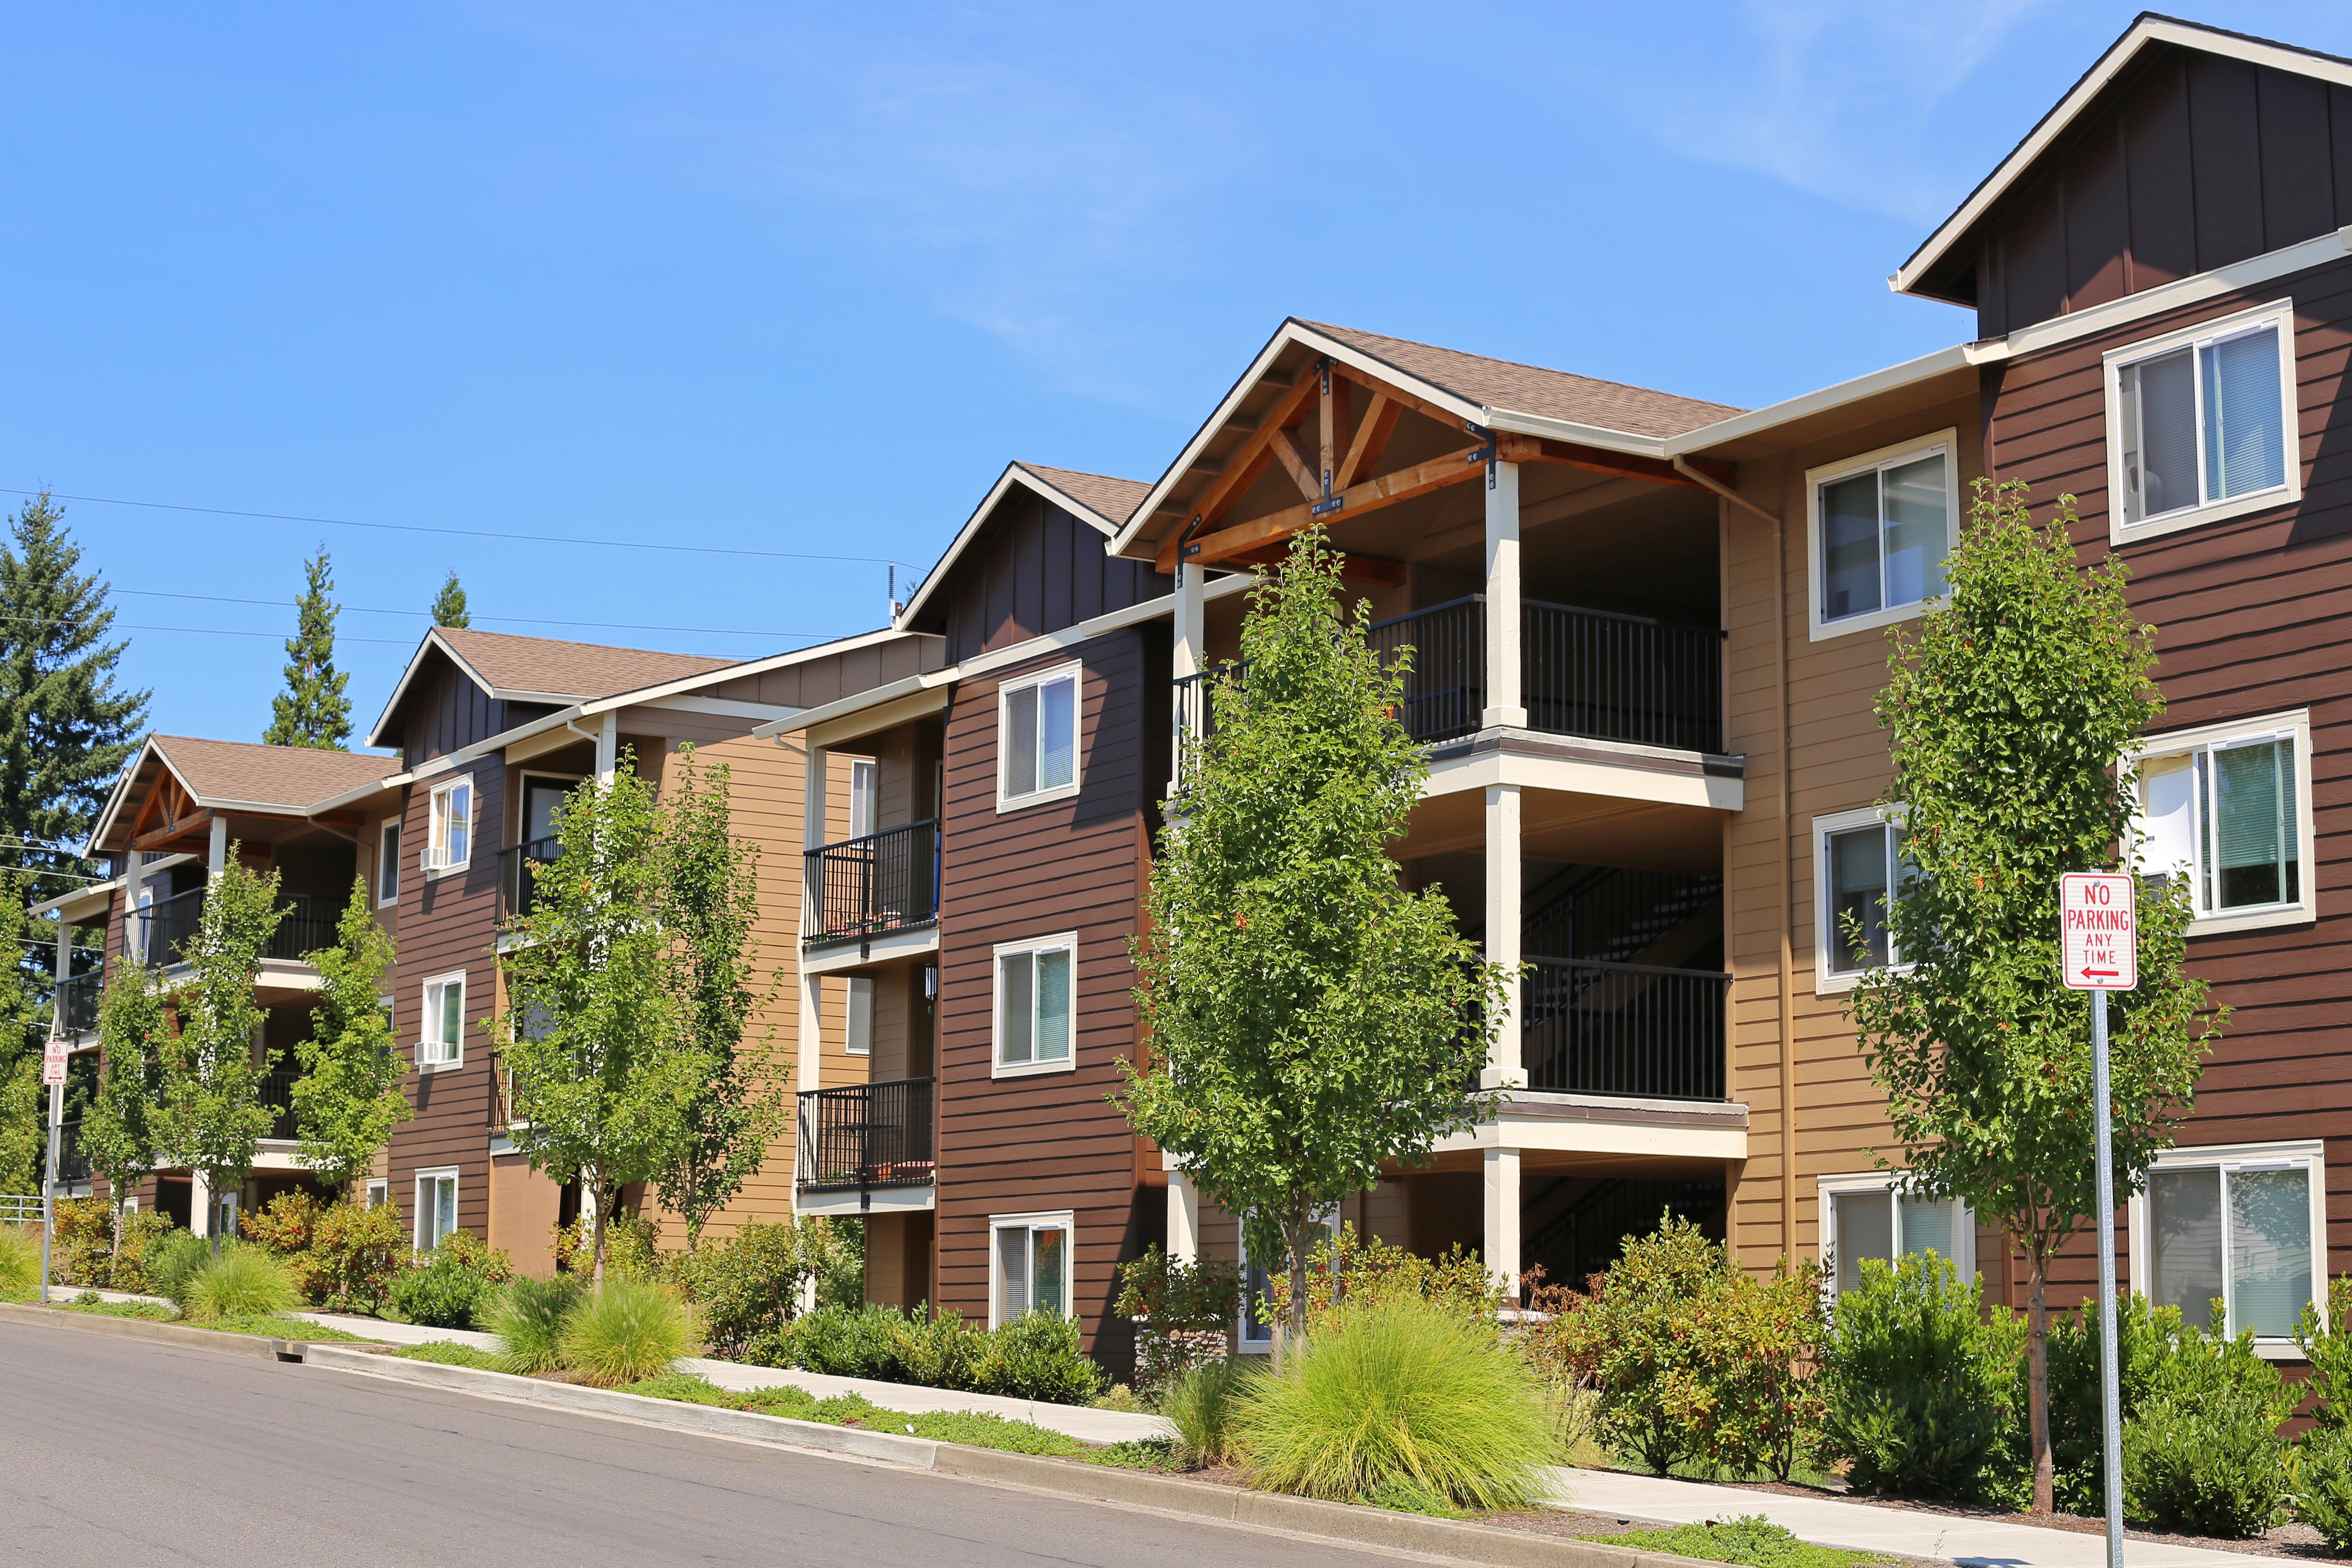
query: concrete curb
[{"left": 0, "top": 1300, "right": 386, "bottom": 1363}]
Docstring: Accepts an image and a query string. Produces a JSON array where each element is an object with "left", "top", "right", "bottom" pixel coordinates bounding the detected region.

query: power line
[
  {"left": 0, "top": 611, "right": 412, "bottom": 645},
  {"left": 6, "top": 488, "right": 927, "bottom": 572},
  {"left": 112, "top": 589, "right": 845, "bottom": 641}
]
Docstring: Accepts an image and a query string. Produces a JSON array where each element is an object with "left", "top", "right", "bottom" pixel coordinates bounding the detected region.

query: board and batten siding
[
  {"left": 933, "top": 624, "right": 1168, "bottom": 1369},
  {"left": 923, "top": 488, "right": 1170, "bottom": 662}
]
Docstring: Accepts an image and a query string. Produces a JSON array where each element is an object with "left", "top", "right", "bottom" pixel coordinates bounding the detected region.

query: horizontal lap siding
[{"left": 935, "top": 627, "right": 1161, "bottom": 1368}]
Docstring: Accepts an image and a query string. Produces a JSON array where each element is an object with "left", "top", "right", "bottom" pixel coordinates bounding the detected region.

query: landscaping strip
[{"left": 0, "top": 1300, "right": 388, "bottom": 1361}]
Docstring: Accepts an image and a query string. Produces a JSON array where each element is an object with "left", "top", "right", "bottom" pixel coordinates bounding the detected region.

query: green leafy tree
[
  {"left": 1121, "top": 531, "right": 1512, "bottom": 1345},
  {"left": 155, "top": 853, "right": 286, "bottom": 1254},
  {"left": 0, "top": 492, "right": 148, "bottom": 905},
  {"left": 431, "top": 571, "right": 470, "bottom": 628},
  {"left": 494, "top": 754, "right": 703, "bottom": 1285},
  {"left": 1850, "top": 480, "right": 2223, "bottom": 1511},
  {"left": 263, "top": 548, "right": 352, "bottom": 749},
  {"left": 290, "top": 878, "right": 410, "bottom": 1191},
  {"left": 650, "top": 748, "right": 787, "bottom": 1250},
  {"left": 84, "top": 963, "right": 172, "bottom": 1259}
]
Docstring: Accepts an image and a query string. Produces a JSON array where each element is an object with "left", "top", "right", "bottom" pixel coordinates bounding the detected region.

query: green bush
[
  {"left": 0, "top": 1224, "right": 39, "bottom": 1301},
  {"left": 301, "top": 1200, "right": 407, "bottom": 1312},
  {"left": 482, "top": 1274, "right": 584, "bottom": 1374},
  {"left": 559, "top": 1278, "right": 698, "bottom": 1387},
  {"left": 184, "top": 1246, "right": 300, "bottom": 1320},
  {"left": 1162, "top": 1355, "right": 1252, "bottom": 1466},
  {"left": 2298, "top": 1422, "right": 2352, "bottom": 1550},
  {"left": 974, "top": 1308, "right": 1108, "bottom": 1404},
  {"left": 395, "top": 1339, "right": 507, "bottom": 1370},
  {"left": 764, "top": 1302, "right": 906, "bottom": 1378},
  {"left": 893, "top": 1304, "right": 987, "bottom": 1390},
  {"left": 2124, "top": 1387, "right": 2292, "bottom": 1537},
  {"left": 50, "top": 1196, "right": 119, "bottom": 1286},
  {"left": 104, "top": 1207, "right": 175, "bottom": 1295},
  {"left": 666, "top": 1221, "right": 817, "bottom": 1360},
  {"left": 1117, "top": 1244, "right": 1243, "bottom": 1398},
  {"left": 1816, "top": 1253, "right": 2023, "bottom": 1505},
  {"left": 145, "top": 1229, "right": 211, "bottom": 1308},
  {"left": 1234, "top": 1295, "right": 1563, "bottom": 1510},
  {"left": 239, "top": 1189, "right": 328, "bottom": 1255},
  {"left": 1267, "top": 1225, "right": 1503, "bottom": 1335},
  {"left": 552, "top": 1210, "right": 662, "bottom": 1281},
  {"left": 387, "top": 1232, "right": 515, "bottom": 1328},
  {"left": 2297, "top": 1276, "right": 2352, "bottom": 1429}
]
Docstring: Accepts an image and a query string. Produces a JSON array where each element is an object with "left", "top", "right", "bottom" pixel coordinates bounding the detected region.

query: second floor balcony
[
  {"left": 57, "top": 969, "right": 103, "bottom": 1037},
  {"left": 797, "top": 1076, "right": 936, "bottom": 1194},
  {"left": 498, "top": 835, "right": 562, "bottom": 923},
  {"left": 803, "top": 820, "right": 939, "bottom": 949},
  {"left": 136, "top": 889, "right": 341, "bottom": 969},
  {"left": 1521, "top": 957, "right": 1730, "bottom": 1101}
]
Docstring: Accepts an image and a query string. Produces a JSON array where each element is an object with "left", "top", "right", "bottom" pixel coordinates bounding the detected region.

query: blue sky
[{"left": 9, "top": 1, "right": 2350, "bottom": 749}]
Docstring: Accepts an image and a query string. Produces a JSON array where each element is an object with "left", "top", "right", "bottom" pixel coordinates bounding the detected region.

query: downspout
[{"left": 1674, "top": 458, "right": 1798, "bottom": 1261}]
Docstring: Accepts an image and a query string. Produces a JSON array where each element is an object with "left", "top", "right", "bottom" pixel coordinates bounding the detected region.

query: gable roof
[
  {"left": 1893, "top": 14, "right": 2352, "bottom": 301},
  {"left": 88, "top": 734, "right": 405, "bottom": 854},
  {"left": 367, "top": 626, "right": 742, "bottom": 748},
  {"left": 894, "top": 461, "right": 1152, "bottom": 630}
]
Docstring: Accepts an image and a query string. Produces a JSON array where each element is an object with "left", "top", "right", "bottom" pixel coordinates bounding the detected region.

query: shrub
[
  {"left": 1266, "top": 1225, "right": 1502, "bottom": 1336},
  {"left": 240, "top": 1189, "right": 328, "bottom": 1255},
  {"left": 764, "top": 1302, "right": 907, "bottom": 1379},
  {"left": 184, "top": 1246, "right": 300, "bottom": 1320},
  {"left": 1529, "top": 1215, "right": 1824, "bottom": 1479},
  {"left": 397, "top": 1339, "right": 506, "bottom": 1370},
  {"left": 301, "top": 1200, "right": 407, "bottom": 1312},
  {"left": 2299, "top": 1422, "right": 2352, "bottom": 1551},
  {"left": 386, "top": 1232, "right": 515, "bottom": 1328},
  {"left": 482, "top": 1274, "right": 584, "bottom": 1374},
  {"left": 1816, "top": 1253, "right": 2023, "bottom": 1505},
  {"left": 50, "top": 1196, "right": 117, "bottom": 1286},
  {"left": 105, "top": 1207, "right": 174, "bottom": 1295},
  {"left": 892, "top": 1304, "right": 987, "bottom": 1390},
  {"left": 1117, "top": 1244, "right": 1243, "bottom": 1398},
  {"left": 974, "top": 1308, "right": 1108, "bottom": 1405},
  {"left": 2124, "top": 1387, "right": 2292, "bottom": 1537},
  {"left": 0, "top": 1224, "right": 39, "bottom": 1301},
  {"left": 146, "top": 1229, "right": 211, "bottom": 1308},
  {"left": 1599, "top": 1514, "right": 1880, "bottom": 1568},
  {"left": 1163, "top": 1355, "right": 1251, "bottom": 1466},
  {"left": 1234, "top": 1295, "right": 1562, "bottom": 1510},
  {"left": 559, "top": 1278, "right": 698, "bottom": 1387},
  {"left": 552, "top": 1210, "right": 662, "bottom": 1281},
  {"left": 2297, "top": 1275, "right": 2352, "bottom": 1428},
  {"left": 667, "top": 1220, "right": 818, "bottom": 1359}
]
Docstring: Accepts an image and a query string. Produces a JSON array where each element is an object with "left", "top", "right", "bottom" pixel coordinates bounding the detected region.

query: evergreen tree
[
  {"left": 0, "top": 492, "right": 148, "bottom": 902},
  {"left": 431, "top": 571, "right": 470, "bottom": 629},
  {"left": 263, "top": 548, "right": 352, "bottom": 749}
]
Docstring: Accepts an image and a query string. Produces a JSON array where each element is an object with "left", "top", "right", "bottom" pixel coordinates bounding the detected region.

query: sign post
[
  {"left": 40, "top": 1038, "right": 66, "bottom": 1306},
  {"left": 2061, "top": 871, "right": 2136, "bottom": 1568}
]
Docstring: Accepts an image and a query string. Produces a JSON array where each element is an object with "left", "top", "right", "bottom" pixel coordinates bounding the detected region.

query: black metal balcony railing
[
  {"left": 259, "top": 1068, "right": 301, "bottom": 1140},
  {"left": 1368, "top": 597, "right": 1486, "bottom": 744},
  {"left": 803, "top": 820, "right": 939, "bottom": 945},
  {"left": 54, "top": 1118, "right": 89, "bottom": 1186},
  {"left": 137, "top": 889, "right": 340, "bottom": 967},
  {"left": 57, "top": 970, "right": 103, "bottom": 1037},
  {"left": 498, "top": 836, "right": 562, "bottom": 923},
  {"left": 796, "top": 1077, "right": 936, "bottom": 1191},
  {"left": 1521, "top": 957, "right": 1730, "bottom": 1101}
]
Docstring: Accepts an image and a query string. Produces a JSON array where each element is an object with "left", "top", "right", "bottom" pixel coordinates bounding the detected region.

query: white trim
[
  {"left": 2126, "top": 1138, "right": 2326, "bottom": 1354},
  {"left": 364, "top": 1177, "right": 390, "bottom": 1210},
  {"left": 996, "top": 661, "right": 1084, "bottom": 811},
  {"left": 844, "top": 975, "right": 873, "bottom": 1056},
  {"left": 375, "top": 818, "right": 401, "bottom": 907},
  {"left": 896, "top": 462, "right": 1140, "bottom": 630},
  {"left": 2129, "top": 708, "right": 2315, "bottom": 936},
  {"left": 991, "top": 931, "right": 1079, "bottom": 1078},
  {"left": 413, "top": 1165, "right": 460, "bottom": 1252},
  {"left": 1813, "top": 805, "right": 1912, "bottom": 995},
  {"left": 1671, "top": 346, "right": 1979, "bottom": 457},
  {"left": 986, "top": 1210, "right": 1076, "bottom": 1326},
  {"left": 1893, "top": 17, "right": 2352, "bottom": 296},
  {"left": 1815, "top": 1170, "right": 1975, "bottom": 1293},
  {"left": 424, "top": 773, "right": 475, "bottom": 877},
  {"left": 1804, "top": 430, "right": 1961, "bottom": 641},
  {"left": 417, "top": 969, "right": 467, "bottom": 1071},
  {"left": 514, "top": 770, "right": 583, "bottom": 847},
  {"left": 2103, "top": 300, "right": 2303, "bottom": 545}
]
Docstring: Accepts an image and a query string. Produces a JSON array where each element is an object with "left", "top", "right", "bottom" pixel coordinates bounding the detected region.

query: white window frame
[
  {"left": 2129, "top": 708, "right": 2314, "bottom": 936},
  {"left": 1816, "top": 1172, "right": 1975, "bottom": 1297},
  {"left": 988, "top": 1210, "right": 1074, "bottom": 1327},
  {"left": 2127, "top": 1139, "right": 2325, "bottom": 1358},
  {"left": 992, "top": 932, "right": 1078, "bottom": 1078},
  {"left": 364, "top": 1178, "right": 389, "bottom": 1210},
  {"left": 2103, "top": 299, "right": 2301, "bottom": 546},
  {"left": 996, "top": 660, "right": 1083, "bottom": 811},
  {"left": 1812, "top": 805, "right": 1913, "bottom": 995},
  {"left": 418, "top": 970, "right": 466, "bottom": 1071},
  {"left": 1805, "top": 429, "right": 1962, "bottom": 641},
  {"left": 516, "top": 772, "right": 583, "bottom": 847},
  {"left": 424, "top": 774, "right": 475, "bottom": 876},
  {"left": 845, "top": 975, "right": 873, "bottom": 1056},
  {"left": 848, "top": 759, "right": 879, "bottom": 839},
  {"left": 414, "top": 1166, "right": 459, "bottom": 1253},
  {"left": 376, "top": 819, "right": 401, "bottom": 906}
]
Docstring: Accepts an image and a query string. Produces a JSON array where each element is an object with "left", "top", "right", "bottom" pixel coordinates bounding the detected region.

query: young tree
[
  {"left": 650, "top": 748, "right": 787, "bottom": 1250},
  {"left": 495, "top": 755, "right": 704, "bottom": 1284},
  {"left": 289, "top": 879, "right": 410, "bottom": 1193},
  {"left": 83, "top": 963, "right": 171, "bottom": 1259},
  {"left": 155, "top": 854, "right": 287, "bottom": 1254},
  {"left": 263, "top": 548, "right": 352, "bottom": 749},
  {"left": 431, "top": 571, "right": 470, "bottom": 628},
  {"left": 0, "top": 492, "right": 149, "bottom": 905},
  {"left": 1122, "top": 531, "right": 1514, "bottom": 1345},
  {"left": 1851, "top": 481, "right": 2223, "bottom": 1513}
]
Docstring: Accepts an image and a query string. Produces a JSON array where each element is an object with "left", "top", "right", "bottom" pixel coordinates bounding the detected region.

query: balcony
[
  {"left": 803, "top": 820, "right": 939, "bottom": 949},
  {"left": 796, "top": 1077, "right": 936, "bottom": 1193},
  {"left": 136, "top": 890, "right": 340, "bottom": 968},
  {"left": 54, "top": 1118, "right": 89, "bottom": 1186},
  {"left": 497, "top": 835, "right": 561, "bottom": 923},
  {"left": 57, "top": 970, "right": 102, "bottom": 1037},
  {"left": 258, "top": 1068, "right": 301, "bottom": 1140},
  {"left": 1521, "top": 957, "right": 1730, "bottom": 1101}
]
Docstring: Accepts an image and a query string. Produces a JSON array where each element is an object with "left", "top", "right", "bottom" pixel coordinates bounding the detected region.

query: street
[{"left": 0, "top": 1322, "right": 1378, "bottom": 1568}]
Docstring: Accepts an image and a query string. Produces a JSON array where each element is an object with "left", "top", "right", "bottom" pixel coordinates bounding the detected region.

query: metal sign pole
[
  {"left": 40, "top": 1075, "right": 61, "bottom": 1304},
  {"left": 2092, "top": 984, "right": 2123, "bottom": 1568}
]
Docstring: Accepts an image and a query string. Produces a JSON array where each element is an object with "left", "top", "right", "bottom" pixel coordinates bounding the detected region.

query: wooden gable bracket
[
  {"left": 1184, "top": 442, "right": 1487, "bottom": 572},
  {"left": 133, "top": 807, "right": 214, "bottom": 854},
  {"left": 1154, "top": 371, "right": 1327, "bottom": 573},
  {"left": 1493, "top": 433, "right": 1734, "bottom": 492}
]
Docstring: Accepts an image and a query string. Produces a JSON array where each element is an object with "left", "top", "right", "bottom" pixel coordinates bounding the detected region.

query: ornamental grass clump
[
  {"left": 483, "top": 1273, "right": 586, "bottom": 1374},
  {"left": 0, "top": 1224, "right": 39, "bottom": 1301},
  {"left": 558, "top": 1278, "right": 698, "bottom": 1388},
  {"left": 1162, "top": 1355, "right": 1253, "bottom": 1466},
  {"left": 1233, "top": 1295, "right": 1562, "bottom": 1511},
  {"left": 146, "top": 1229, "right": 210, "bottom": 1308},
  {"left": 183, "top": 1245, "right": 300, "bottom": 1320}
]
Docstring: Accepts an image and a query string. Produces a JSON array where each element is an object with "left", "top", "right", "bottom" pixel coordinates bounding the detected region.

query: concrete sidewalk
[{"left": 1556, "top": 1469, "right": 2271, "bottom": 1568}]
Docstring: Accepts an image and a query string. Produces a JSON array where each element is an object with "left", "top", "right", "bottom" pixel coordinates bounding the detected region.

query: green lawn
[
  {"left": 619, "top": 1374, "right": 1100, "bottom": 1458},
  {"left": 391, "top": 1340, "right": 506, "bottom": 1370},
  {"left": 1595, "top": 1516, "right": 1900, "bottom": 1568}
]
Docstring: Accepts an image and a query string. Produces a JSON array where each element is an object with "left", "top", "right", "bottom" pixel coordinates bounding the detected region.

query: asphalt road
[{"left": 0, "top": 1321, "right": 1385, "bottom": 1568}]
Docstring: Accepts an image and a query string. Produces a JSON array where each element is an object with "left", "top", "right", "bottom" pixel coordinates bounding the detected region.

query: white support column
[
  {"left": 207, "top": 815, "right": 229, "bottom": 876},
  {"left": 1483, "top": 1145, "right": 1522, "bottom": 1301},
  {"left": 595, "top": 712, "right": 620, "bottom": 784},
  {"left": 797, "top": 744, "right": 827, "bottom": 1096},
  {"left": 1482, "top": 783, "right": 1523, "bottom": 1089},
  {"left": 190, "top": 1172, "right": 211, "bottom": 1240},
  {"left": 1166, "top": 1165, "right": 1201, "bottom": 1264},
  {"left": 1171, "top": 562, "right": 1205, "bottom": 795},
  {"left": 51, "top": 913, "right": 69, "bottom": 1036},
  {"left": 1483, "top": 456, "right": 1525, "bottom": 729},
  {"left": 121, "top": 851, "right": 146, "bottom": 966}
]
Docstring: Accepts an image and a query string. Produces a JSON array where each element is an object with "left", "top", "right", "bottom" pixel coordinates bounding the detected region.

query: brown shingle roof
[
  {"left": 1302, "top": 321, "right": 1745, "bottom": 439},
  {"left": 434, "top": 627, "right": 738, "bottom": 702},
  {"left": 152, "top": 736, "right": 404, "bottom": 810},
  {"left": 1015, "top": 463, "right": 1150, "bottom": 527}
]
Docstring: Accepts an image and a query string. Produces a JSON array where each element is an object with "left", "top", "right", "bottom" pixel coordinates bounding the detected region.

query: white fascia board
[
  {"left": 759, "top": 675, "right": 938, "bottom": 741},
  {"left": 1892, "top": 17, "right": 2352, "bottom": 296},
  {"left": 1664, "top": 344, "right": 1981, "bottom": 456},
  {"left": 575, "top": 626, "right": 916, "bottom": 718},
  {"left": 1107, "top": 324, "right": 1308, "bottom": 559},
  {"left": 633, "top": 693, "right": 807, "bottom": 723},
  {"left": 84, "top": 736, "right": 168, "bottom": 855},
  {"left": 1482, "top": 410, "right": 1673, "bottom": 454},
  {"left": 365, "top": 629, "right": 499, "bottom": 750},
  {"left": 32, "top": 878, "right": 121, "bottom": 920},
  {"left": 305, "top": 772, "right": 412, "bottom": 815}
]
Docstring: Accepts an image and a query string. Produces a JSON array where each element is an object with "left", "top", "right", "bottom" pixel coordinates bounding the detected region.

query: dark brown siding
[
  {"left": 934, "top": 627, "right": 1165, "bottom": 1372},
  {"left": 397, "top": 653, "right": 522, "bottom": 769},
  {"left": 926, "top": 489, "right": 1170, "bottom": 664},
  {"left": 1954, "top": 45, "right": 2352, "bottom": 337},
  {"left": 1986, "top": 250, "right": 2352, "bottom": 1304}
]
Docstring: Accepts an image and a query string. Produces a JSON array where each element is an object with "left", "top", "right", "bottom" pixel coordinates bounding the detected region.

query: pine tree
[
  {"left": 264, "top": 548, "right": 352, "bottom": 750},
  {"left": 431, "top": 571, "right": 470, "bottom": 628},
  {"left": 0, "top": 493, "right": 149, "bottom": 901}
]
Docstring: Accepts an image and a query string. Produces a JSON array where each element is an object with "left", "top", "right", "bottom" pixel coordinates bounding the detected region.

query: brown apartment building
[{"left": 782, "top": 13, "right": 2352, "bottom": 1368}]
